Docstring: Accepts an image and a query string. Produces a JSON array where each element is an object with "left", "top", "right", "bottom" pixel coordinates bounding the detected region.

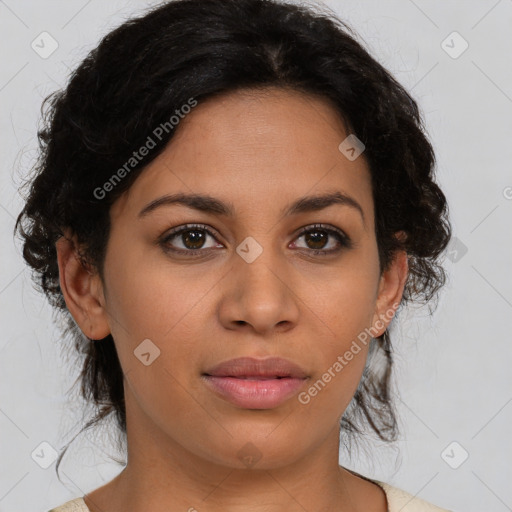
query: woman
[{"left": 15, "top": 0, "right": 453, "bottom": 510}]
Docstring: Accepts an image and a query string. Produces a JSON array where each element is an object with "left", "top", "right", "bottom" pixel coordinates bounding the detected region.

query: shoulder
[
  {"left": 48, "top": 497, "right": 89, "bottom": 512},
  {"left": 373, "top": 480, "right": 453, "bottom": 512},
  {"left": 343, "top": 466, "right": 452, "bottom": 512}
]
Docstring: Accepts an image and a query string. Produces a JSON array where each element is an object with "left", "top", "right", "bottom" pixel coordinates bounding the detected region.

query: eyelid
[
  {"left": 294, "top": 223, "right": 348, "bottom": 240},
  {"left": 164, "top": 223, "right": 221, "bottom": 239},
  {"left": 159, "top": 223, "right": 222, "bottom": 248},
  {"left": 292, "top": 223, "right": 353, "bottom": 253}
]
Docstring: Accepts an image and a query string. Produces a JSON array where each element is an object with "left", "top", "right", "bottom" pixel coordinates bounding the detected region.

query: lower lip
[{"left": 202, "top": 375, "right": 307, "bottom": 409}]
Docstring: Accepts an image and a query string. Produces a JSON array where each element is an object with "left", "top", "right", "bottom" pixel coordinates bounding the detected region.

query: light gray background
[{"left": 1, "top": 1, "right": 511, "bottom": 511}]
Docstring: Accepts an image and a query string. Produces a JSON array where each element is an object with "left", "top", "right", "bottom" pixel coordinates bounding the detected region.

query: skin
[{"left": 56, "top": 87, "right": 408, "bottom": 512}]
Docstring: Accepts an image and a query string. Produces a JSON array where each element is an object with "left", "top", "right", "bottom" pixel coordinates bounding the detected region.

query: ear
[
  {"left": 55, "top": 230, "right": 111, "bottom": 340},
  {"left": 371, "top": 231, "right": 409, "bottom": 337}
]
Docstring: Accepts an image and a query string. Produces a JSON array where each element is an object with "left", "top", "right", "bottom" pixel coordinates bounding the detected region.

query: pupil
[
  {"left": 183, "top": 230, "right": 205, "bottom": 249},
  {"left": 306, "top": 230, "right": 327, "bottom": 249}
]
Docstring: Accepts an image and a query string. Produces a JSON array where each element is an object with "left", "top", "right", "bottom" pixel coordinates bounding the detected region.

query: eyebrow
[{"left": 138, "top": 191, "right": 365, "bottom": 226}]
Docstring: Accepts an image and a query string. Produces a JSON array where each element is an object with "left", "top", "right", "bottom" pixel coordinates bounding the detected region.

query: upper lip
[{"left": 203, "top": 357, "right": 308, "bottom": 379}]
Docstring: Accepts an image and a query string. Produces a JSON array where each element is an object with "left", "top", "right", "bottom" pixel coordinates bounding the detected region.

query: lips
[
  {"left": 203, "top": 356, "right": 309, "bottom": 379},
  {"left": 202, "top": 357, "right": 309, "bottom": 409}
]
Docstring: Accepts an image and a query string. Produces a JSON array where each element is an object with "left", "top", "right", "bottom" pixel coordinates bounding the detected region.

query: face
[{"left": 59, "top": 87, "right": 407, "bottom": 471}]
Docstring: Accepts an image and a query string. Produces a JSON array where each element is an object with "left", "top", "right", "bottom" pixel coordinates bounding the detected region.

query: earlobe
[
  {"left": 55, "top": 231, "right": 111, "bottom": 340},
  {"left": 372, "top": 245, "right": 409, "bottom": 337}
]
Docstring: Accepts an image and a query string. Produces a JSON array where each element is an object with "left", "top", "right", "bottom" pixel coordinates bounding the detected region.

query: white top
[{"left": 48, "top": 479, "right": 452, "bottom": 511}]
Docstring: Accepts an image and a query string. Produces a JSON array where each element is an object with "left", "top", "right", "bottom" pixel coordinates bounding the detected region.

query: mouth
[
  {"left": 203, "top": 356, "right": 309, "bottom": 379},
  {"left": 202, "top": 357, "right": 309, "bottom": 409}
]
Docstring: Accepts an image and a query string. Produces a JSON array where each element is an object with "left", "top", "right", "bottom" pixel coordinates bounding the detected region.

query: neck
[{"left": 83, "top": 399, "right": 365, "bottom": 512}]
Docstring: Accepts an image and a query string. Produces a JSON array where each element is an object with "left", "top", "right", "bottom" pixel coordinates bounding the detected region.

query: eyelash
[{"left": 159, "top": 223, "right": 353, "bottom": 258}]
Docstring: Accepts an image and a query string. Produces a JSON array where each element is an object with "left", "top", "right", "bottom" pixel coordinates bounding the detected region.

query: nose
[{"left": 218, "top": 247, "right": 300, "bottom": 336}]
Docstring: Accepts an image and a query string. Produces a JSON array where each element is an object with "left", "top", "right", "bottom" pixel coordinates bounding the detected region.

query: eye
[
  {"left": 291, "top": 224, "right": 352, "bottom": 255},
  {"left": 160, "top": 224, "right": 222, "bottom": 256}
]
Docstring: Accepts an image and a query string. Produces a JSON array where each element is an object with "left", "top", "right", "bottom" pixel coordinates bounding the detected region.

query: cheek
[
  {"left": 104, "top": 241, "right": 219, "bottom": 340},
  {"left": 102, "top": 252, "right": 212, "bottom": 409},
  {"left": 303, "top": 260, "right": 379, "bottom": 343},
  {"left": 295, "top": 266, "right": 377, "bottom": 411}
]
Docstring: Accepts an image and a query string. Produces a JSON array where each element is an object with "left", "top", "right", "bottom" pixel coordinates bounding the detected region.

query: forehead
[{"left": 110, "top": 87, "right": 374, "bottom": 228}]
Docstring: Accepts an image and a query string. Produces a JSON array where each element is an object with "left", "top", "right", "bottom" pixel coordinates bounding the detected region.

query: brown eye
[
  {"left": 160, "top": 224, "right": 222, "bottom": 255},
  {"left": 292, "top": 224, "right": 352, "bottom": 255},
  {"left": 179, "top": 229, "right": 207, "bottom": 250},
  {"left": 303, "top": 229, "right": 329, "bottom": 250}
]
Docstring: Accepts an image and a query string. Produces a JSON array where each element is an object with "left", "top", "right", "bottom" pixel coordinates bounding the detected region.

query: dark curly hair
[{"left": 14, "top": 0, "right": 451, "bottom": 478}]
